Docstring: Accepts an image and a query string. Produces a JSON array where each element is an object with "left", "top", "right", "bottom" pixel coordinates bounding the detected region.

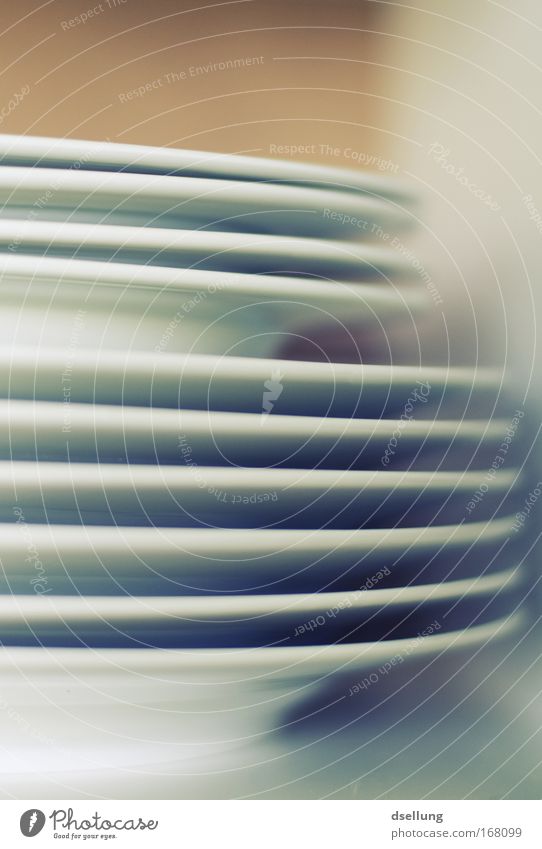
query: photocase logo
[
  {"left": 19, "top": 806, "right": 159, "bottom": 837},
  {"left": 261, "top": 370, "right": 284, "bottom": 423},
  {"left": 20, "top": 809, "right": 46, "bottom": 837}
]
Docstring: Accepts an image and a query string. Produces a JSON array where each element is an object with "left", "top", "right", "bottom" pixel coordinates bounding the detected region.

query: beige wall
[{"left": 1, "top": 0, "right": 389, "bottom": 163}]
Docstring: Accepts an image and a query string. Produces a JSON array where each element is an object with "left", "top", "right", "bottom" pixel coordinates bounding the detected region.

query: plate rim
[
  {"left": 0, "top": 566, "right": 520, "bottom": 623},
  {"left": 0, "top": 133, "right": 414, "bottom": 201},
  {"left": 0, "top": 613, "right": 524, "bottom": 678}
]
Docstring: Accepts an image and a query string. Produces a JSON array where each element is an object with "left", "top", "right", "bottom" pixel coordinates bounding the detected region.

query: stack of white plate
[{"left": 0, "top": 135, "right": 525, "bottom": 785}]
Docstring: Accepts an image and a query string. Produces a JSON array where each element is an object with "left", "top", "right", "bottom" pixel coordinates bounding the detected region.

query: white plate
[
  {"left": 0, "top": 400, "right": 507, "bottom": 469},
  {"left": 0, "top": 614, "right": 523, "bottom": 775},
  {"left": 0, "top": 219, "right": 410, "bottom": 279},
  {"left": 0, "top": 568, "right": 520, "bottom": 648},
  {"left": 0, "top": 254, "right": 424, "bottom": 357},
  {"left": 0, "top": 134, "right": 414, "bottom": 201},
  {"left": 0, "top": 347, "right": 503, "bottom": 417},
  {"left": 0, "top": 516, "right": 518, "bottom": 595},
  {"left": 0, "top": 167, "right": 411, "bottom": 238},
  {"left": 3, "top": 462, "right": 519, "bottom": 527},
  {"left": 0, "top": 613, "right": 523, "bottom": 690}
]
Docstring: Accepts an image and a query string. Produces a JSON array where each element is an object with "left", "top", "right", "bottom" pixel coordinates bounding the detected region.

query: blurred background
[{"left": 1, "top": 0, "right": 541, "bottom": 798}]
